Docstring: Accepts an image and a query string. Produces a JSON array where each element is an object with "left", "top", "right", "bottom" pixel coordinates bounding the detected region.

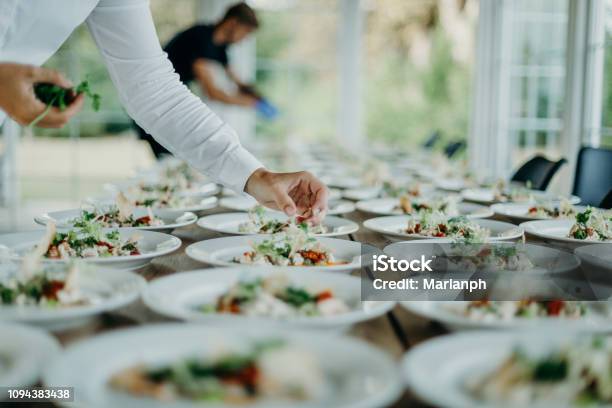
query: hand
[
  {"left": 0, "top": 63, "right": 84, "bottom": 128},
  {"left": 245, "top": 168, "right": 329, "bottom": 224},
  {"left": 238, "top": 84, "right": 261, "bottom": 99}
]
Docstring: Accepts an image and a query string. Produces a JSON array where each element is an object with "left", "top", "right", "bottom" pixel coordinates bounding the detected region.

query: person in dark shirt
[{"left": 135, "top": 2, "right": 275, "bottom": 158}]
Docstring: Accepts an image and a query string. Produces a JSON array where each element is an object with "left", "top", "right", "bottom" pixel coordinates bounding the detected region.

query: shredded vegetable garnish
[
  {"left": 567, "top": 207, "right": 611, "bottom": 241},
  {"left": 200, "top": 274, "right": 349, "bottom": 318}
]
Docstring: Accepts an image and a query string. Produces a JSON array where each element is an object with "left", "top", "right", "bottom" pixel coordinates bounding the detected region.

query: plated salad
[
  {"left": 199, "top": 274, "right": 350, "bottom": 318},
  {"left": 492, "top": 181, "right": 533, "bottom": 203},
  {"left": 235, "top": 226, "right": 342, "bottom": 267},
  {"left": 447, "top": 244, "right": 534, "bottom": 272},
  {"left": 396, "top": 195, "right": 459, "bottom": 216},
  {"left": 132, "top": 194, "right": 201, "bottom": 209},
  {"left": 526, "top": 199, "right": 576, "bottom": 219},
  {"left": 73, "top": 194, "right": 163, "bottom": 228},
  {"left": 160, "top": 161, "right": 205, "bottom": 186},
  {"left": 0, "top": 263, "right": 97, "bottom": 308},
  {"left": 39, "top": 223, "right": 141, "bottom": 260},
  {"left": 109, "top": 340, "right": 325, "bottom": 403},
  {"left": 568, "top": 207, "right": 611, "bottom": 241},
  {"left": 237, "top": 206, "right": 327, "bottom": 235},
  {"left": 405, "top": 212, "right": 490, "bottom": 242},
  {"left": 456, "top": 300, "right": 586, "bottom": 321},
  {"left": 382, "top": 181, "right": 424, "bottom": 198},
  {"left": 470, "top": 337, "right": 612, "bottom": 405}
]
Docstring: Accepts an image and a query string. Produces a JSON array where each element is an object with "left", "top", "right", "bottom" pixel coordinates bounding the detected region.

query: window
[
  {"left": 507, "top": 0, "right": 569, "bottom": 166},
  {"left": 254, "top": 1, "right": 339, "bottom": 143},
  {"left": 601, "top": 0, "right": 612, "bottom": 147},
  {"left": 363, "top": 0, "right": 478, "bottom": 148}
]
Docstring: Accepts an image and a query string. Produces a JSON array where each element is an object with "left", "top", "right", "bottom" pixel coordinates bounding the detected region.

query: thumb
[{"left": 272, "top": 187, "right": 296, "bottom": 216}]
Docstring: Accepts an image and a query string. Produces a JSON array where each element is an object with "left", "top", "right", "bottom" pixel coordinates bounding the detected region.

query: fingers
[
  {"left": 289, "top": 172, "right": 329, "bottom": 224},
  {"left": 30, "top": 66, "right": 72, "bottom": 88},
  {"left": 244, "top": 169, "right": 328, "bottom": 221},
  {"left": 272, "top": 185, "right": 297, "bottom": 216},
  {"left": 313, "top": 184, "right": 329, "bottom": 211},
  {"left": 34, "top": 94, "right": 84, "bottom": 128},
  {"left": 307, "top": 184, "right": 329, "bottom": 224}
]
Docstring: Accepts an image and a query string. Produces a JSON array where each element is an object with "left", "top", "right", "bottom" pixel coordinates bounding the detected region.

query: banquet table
[{"left": 36, "top": 205, "right": 458, "bottom": 408}]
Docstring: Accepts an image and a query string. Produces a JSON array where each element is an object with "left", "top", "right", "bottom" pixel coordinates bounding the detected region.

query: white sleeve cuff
[{"left": 216, "top": 146, "right": 263, "bottom": 194}]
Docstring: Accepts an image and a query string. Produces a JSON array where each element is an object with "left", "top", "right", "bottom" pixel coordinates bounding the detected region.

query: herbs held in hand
[{"left": 30, "top": 80, "right": 101, "bottom": 128}]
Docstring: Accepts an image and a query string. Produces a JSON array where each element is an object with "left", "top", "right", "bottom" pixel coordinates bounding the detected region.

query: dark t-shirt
[{"left": 164, "top": 24, "right": 228, "bottom": 83}]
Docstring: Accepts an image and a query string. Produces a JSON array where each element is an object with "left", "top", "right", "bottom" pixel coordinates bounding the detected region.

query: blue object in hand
[{"left": 255, "top": 99, "right": 279, "bottom": 120}]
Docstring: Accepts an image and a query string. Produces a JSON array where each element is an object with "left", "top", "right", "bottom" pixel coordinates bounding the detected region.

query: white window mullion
[
  {"left": 583, "top": 0, "right": 605, "bottom": 146},
  {"left": 562, "top": 0, "right": 606, "bottom": 183},
  {"left": 337, "top": 0, "right": 363, "bottom": 150},
  {"left": 469, "top": 0, "right": 512, "bottom": 179}
]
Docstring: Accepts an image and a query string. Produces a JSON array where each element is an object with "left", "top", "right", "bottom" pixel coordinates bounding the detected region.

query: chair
[
  {"left": 572, "top": 146, "right": 612, "bottom": 206},
  {"left": 422, "top": 131, "right": 441, "bottom": 149},
  {"left": 443, "top": 140, "right": 466, "bottom": 158},
  {"left": 600, "top": 189, "right": 612, "bottom": 209},
  {"left": 510, "top": 155, "right": 567, "bottom": 191}
]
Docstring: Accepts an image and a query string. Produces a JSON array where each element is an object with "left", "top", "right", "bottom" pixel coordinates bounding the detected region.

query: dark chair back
[
  {"left": 600, "top": 189, "right": 612, "bottom": 209},
  {"left": 510, "top": 155, "right": 567, "bottom": 191},
  {"left": 572, "top": 146, "right": 612, "bottom": 206},
  {"left": 422, "top": 131, "right": 441, "bottom": 149},
  {"left": 444, "top": 140, "right": 466, "bottom": 158}
]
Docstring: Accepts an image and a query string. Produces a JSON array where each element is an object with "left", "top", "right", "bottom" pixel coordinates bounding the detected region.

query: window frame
[{"left": 469, "top": 0, "right": 607, "bottom": 190}]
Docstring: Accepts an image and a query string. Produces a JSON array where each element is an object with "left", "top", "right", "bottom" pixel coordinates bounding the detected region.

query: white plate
[
  {"left": 92, "top": 195, "right": 218, "bottom": 214},
  {"left": 135, "top": 195, "right": 218, "bottom": 213},
  {"left": 44, "top": 324, "right": 403, "bottom": 408},
  {"left": 342, "top": 187, "right": 382, "bottom": 201},
  {"left": 220, "top": 196, "right": 352, "bottom": 217},
  {"left": 0, "top": 323, "right": 60, "bottom": 389},
  {"left": 364, "top": 216, "right": 523, "bottom": 242},
  {"left": 461, "top": 188, "right": 581, "bottom": 205},
  {"left": 219, "top": 195, "right": 258, "bottom": 211},
  {"left": 575, "top": 243, "right": 612, "bottom": 271},
  {"left": 327, "top": 199, "right": 356, "bottom": 215},
  {"left": 0, "top": 267, "right": 146, "bottom": 330},
  {"left": 142, "top": 268, "right": 394, "bottom": 331},
  {"left": 575, "top": 244, "right": 612, "bottom": 298},
  {"left": 385, "top": 240, "right": 581, "bottom": 276},
  {"left": 400, "top": 301, "right": 612, "bottom": 332},
  {"left": 323, "top": 176, "right": 363, "bottom": 190},
  {"left": 433, "top": 178, "right": 472, "bottom": 192},
  {"left": 34, "top": 208, "right": 197, "bottom": 232},
  {"left": 328, "top": 188, "right": 343, "bottom": 201},
  {"left": 197, "top": 212, "right": 358, "bottom": 237},
  {"left": 106, "top": 181, "right": 219, "bottom": 197},
  {"left": 356, "top": 198, "right": 493, "bottom": 218},
  {"left": 402, "top": 331, "right": 600, "bottom": 408},
  {"left": 343, "top": 184, "right": 437, "bottom": 202},
  {"left": 521, "top": 219, "right": 612, "bottom": 247},
  {"left": 186, "top": 235, "right": 361, "bottom": 272},
  {"left": 491, "top": 203, "right": 589, "bottom": 223},
  {"left": 221, "top": 187, "right": 238, "bottom": 197},
  {"left": 0, "top": 229, "right": 181, "bottom": 270}
]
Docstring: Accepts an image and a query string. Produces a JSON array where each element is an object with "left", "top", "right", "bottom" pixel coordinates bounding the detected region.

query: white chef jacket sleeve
[{"left": 86, "top": 0, "right": 262, "bottom": 192}]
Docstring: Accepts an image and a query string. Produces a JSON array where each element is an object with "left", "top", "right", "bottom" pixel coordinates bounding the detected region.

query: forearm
[
  {"left": 86, "top": 0, "right": 262, "bottom": 192},
  {"left": 226, "top": 68, "right": 249, "bottom": 89},
  {"left": 202, "top": 84, "right": 256, "bottom": 107}
]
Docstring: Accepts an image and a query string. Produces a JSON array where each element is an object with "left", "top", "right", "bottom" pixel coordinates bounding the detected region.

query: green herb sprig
[{"left": 29, "top": 80, "right": 101, "bottom": 128}]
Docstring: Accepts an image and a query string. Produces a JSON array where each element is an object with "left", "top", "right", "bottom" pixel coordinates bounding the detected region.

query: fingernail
[{"left": 284, "top": 205, "right": 295, "bottom": 215}]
